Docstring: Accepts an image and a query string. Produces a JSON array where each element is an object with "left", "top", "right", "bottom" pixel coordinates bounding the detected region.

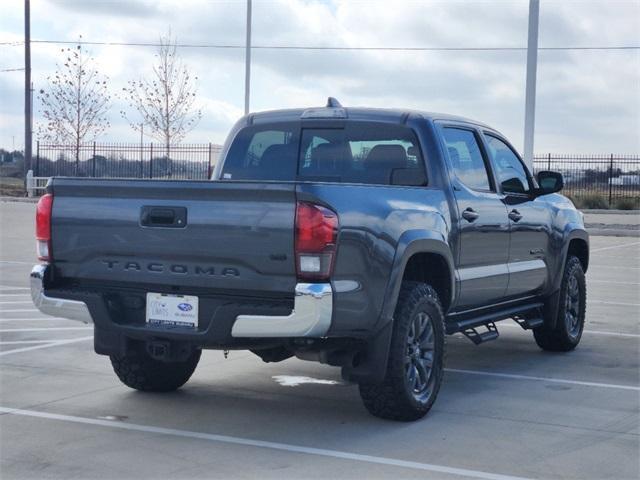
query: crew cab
[{"left": 31, "top": 99, "right": 588, "bottom": 421}]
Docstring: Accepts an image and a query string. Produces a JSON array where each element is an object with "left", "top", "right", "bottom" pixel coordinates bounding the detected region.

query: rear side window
[
  {"left": 442, "top": 128, "right": 492, "bottom": 191},
  {"left": 298, "top": 123, "right": 426, "bottom": 185},
  {"left": 222, "top": 123, "right": 298, "bottom": 181}
]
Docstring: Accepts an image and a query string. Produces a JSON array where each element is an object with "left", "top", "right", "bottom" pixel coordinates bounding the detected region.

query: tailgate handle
[{"left": 141, "top": 206, "right": 187, "bottom": 228}]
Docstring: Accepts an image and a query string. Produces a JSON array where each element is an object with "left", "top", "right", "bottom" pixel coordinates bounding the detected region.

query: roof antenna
[{"left": 326, "top": 97, "right": 342, "bottom": 108}]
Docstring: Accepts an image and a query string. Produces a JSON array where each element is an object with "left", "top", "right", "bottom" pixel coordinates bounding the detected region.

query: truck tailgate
[{"left": 50, "top": 178, "right": 296, "bottom": 296}]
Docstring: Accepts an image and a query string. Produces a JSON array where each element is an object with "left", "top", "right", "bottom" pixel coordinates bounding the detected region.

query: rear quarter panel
[{"left": 296, "top": 183, "right": 451, "bottom": 336}]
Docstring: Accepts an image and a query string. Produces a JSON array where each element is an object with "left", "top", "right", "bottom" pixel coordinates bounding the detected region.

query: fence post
[
  {"left": 35, "top": 140, "right": 40, "bottom": 176},
  {"left": 547, "top": 153, "right": 551, "bottom": 171},
  {"left": 26, "top": 170, "right": 34, "bottom": 197},
  {"left": 92, "top": 142, "right": 97, "bottom": 177},
  {"left": 149, "top": 143, "right": 153, "bottom": 179},
  {"left": 208, "top": 143, "right": 212, "bottom": 179},
  {"left": 140, "top": 142, "right": 144, "bottom": 178},
  {"left": 608, "top": 153, "right": 614, "bottom": 207}
]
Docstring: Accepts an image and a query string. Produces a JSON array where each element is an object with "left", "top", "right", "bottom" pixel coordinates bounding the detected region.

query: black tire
[
  {"left": 110, "top": 347, "right": 201, "bottom": 392},
  {"left": 359, "top": 282, "right": 445, "bottom": 421},
  {"left": 534, "top": 255, "right": 586, "bottom": 352}
]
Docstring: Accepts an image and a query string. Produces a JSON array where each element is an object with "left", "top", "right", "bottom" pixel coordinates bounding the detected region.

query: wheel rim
[
  {"left": 405, "top": 312, "right": 435, "bottom": 398},
  {"left": 564, "top": 274, "right": 581, "bottom": 338}
]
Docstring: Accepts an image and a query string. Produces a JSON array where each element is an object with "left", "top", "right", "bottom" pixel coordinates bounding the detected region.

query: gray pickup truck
[{"left": 31, "top": 99, "right": 588, "bottom": 421}]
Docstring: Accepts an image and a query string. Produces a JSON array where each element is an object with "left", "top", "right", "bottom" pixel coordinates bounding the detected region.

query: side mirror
[
  {"left": 535, "top": 170, "right": 563, "bottom": 195},
  {"left": 391, "top": 168, "right": 427, "bottom": 186}
]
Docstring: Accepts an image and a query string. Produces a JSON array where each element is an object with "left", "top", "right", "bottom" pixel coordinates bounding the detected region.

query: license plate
[{"left": 145, "top": 293, "right": 199, "bottom": 328}]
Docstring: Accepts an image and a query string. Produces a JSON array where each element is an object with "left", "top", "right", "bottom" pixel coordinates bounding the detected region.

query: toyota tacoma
[{"left": 31, "top": 99, "right": 588, "bottom": 421}]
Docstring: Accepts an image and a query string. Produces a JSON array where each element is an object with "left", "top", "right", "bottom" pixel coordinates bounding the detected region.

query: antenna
[{"left": 326, "top": 97, "right": 342, "bottom": 108}]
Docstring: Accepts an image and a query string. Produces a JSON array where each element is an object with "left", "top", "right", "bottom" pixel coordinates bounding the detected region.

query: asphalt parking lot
[{"left": 0, "top": 200, "right": 638, "bottom": 480}]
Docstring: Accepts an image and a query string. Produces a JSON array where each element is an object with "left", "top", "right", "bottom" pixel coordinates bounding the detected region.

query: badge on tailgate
[{"left": 146, "top": 293, "right": 199, "bottom": 328}]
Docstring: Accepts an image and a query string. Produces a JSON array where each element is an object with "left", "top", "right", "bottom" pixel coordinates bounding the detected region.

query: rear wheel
[
  {"left": 534, "top": 255, "right": 586, "bottom": 352},
  {"left": 359, "top": 282, "right": 445, "bottom": 421},
  {"left": 110, "top": 346, "right": 201, "bottom": 392}
]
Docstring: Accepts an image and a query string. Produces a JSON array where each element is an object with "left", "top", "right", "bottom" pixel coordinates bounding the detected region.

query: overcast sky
[{"left": 0, "top": 0, "right": 639, "bottom": 154}]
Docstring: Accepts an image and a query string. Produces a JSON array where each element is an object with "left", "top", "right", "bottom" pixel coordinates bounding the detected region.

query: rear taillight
[
  {"left": 295, "top": 201, "right": 338, "bottom": 281},
  {"left": 36, "top": 193, "right": 53, "bottom": 262}
]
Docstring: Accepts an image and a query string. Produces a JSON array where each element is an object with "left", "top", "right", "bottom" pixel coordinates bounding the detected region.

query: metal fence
[
  {"left": 30, "top": 144, "right": 640, "bottom": 205},
  {"left": 532, "top": 154, "right": 639, "bottom": 205},
  {"left": 35, "top": 142, "right": 222, "bottom": 180}
]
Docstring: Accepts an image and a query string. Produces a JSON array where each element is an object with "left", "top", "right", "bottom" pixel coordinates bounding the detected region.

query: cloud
[{"left": 0, "top": 0, "right": 637, "bottom": 154}]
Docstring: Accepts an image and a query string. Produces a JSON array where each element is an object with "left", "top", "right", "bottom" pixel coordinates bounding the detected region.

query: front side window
[
  {"left": 298, "top": 123, "right": 426, "bottom": 186},
  {"left": 222, "top": 123, "right": 298, "bottom": 181},
  {"left": 442, "top": 127, "right": 492, "bottom": 191},
  {"left": 485, "top": 134, "right": 530, "bottom": 194}
]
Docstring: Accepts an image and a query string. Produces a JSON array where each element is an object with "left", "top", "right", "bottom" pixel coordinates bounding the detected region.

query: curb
[{"left": 581, "top": 209, "right": 640, "bottom": 215}]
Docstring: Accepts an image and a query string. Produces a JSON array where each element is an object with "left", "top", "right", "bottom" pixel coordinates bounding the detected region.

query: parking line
[
  {"left": 591, "top": 241, "right": 640, "bottom": 253},
  {"left": 0, "top": 407, "right": 532, "bottom": 480},
  {"left": 0, "top": 337, "right": 93, "bottom": 356},
  {"left": 0, "top": 286, "right": 29, "bottom": 290},
  {"left": 499, "top": 323, "right": 639, "bottom": 338},
  {"left": 0, "top": 309, "right": 39, "bottom": 313},
  {"left": 590, "top": 300, "right": 640, "bottom": 307},
  {"left": 445, "top": 368, "right": 640, "bottom": 391},
  {"left": 0, "top": 317, "right": 68, "bottom": 322},
  {"left": 590, "top": 265, "right": 640, "bottom": 270},
  {"left": 0, "top": 327, "right": 91, "bottom": 333},
  {"left": 0, "top": 301, "right": 34, "bottom": 305},
  {"left": 0, "top": 339, "right": 69, "bottom": 345},
  {"left": 589, "top": 280, "right": 640, "bottom": 286},
  {"left": 0, "top": 260, "right": 34, "bottom": 265},
  {"left": 0, "top": 294, "right": 30, "bottom": 297}
]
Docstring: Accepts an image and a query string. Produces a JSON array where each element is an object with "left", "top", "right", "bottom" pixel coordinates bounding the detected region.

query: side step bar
[
  {"left": 462, "top": 322, "right": 499, "bottom": 345},
  {"left": 447, "top": 301, "right": 544, "bottom": 345}
]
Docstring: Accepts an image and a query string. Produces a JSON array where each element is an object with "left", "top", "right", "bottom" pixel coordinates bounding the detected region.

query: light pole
[
  {"left": 24, "top": 0, "right": 32, "bottom": 175},
  {"left": 244, "top": 0, "right": 252, "bottom": 115},
  {"left": 523, "top": 0, "right": 540, "bottom": 170}
]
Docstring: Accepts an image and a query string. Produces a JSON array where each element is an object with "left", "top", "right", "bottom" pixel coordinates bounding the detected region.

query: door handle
[
  {"left": 508, "top": 209, "right": 523, "bottom": 222},
  {"left": 461, "top": 208, "right": 479, "bottom": 222}
]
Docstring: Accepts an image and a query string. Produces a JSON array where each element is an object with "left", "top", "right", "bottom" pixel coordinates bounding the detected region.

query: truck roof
[{"left": 249, "top": 105, "right": 490, "bottom": 129}]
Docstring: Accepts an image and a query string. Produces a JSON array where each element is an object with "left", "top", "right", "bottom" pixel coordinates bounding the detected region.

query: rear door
[
  {"left": 440, "top": 126, "right": 510, "bottom": 310},
  {"left": 481, "top": 132, "right": 550, "bottom": 298}
]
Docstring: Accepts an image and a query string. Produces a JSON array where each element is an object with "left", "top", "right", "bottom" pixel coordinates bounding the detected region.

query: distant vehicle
[{"left": 31, "top": 99, "right": 588, "bottom": 421}]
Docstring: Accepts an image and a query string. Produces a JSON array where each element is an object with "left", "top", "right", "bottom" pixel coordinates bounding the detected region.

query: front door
[
  {"left": 482, "top": 133, "right": 550, "bottom": 298},
  {"left": 441, "top": 126, "right": 510, "bottom": 311}
]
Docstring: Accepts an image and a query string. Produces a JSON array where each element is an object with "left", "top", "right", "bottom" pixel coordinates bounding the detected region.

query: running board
[
  {"left": 462, "top": 322, "right": 499, "bottom": 345},
  {"left": 446, "top": 301, "right": 544, "bottom": 336}
]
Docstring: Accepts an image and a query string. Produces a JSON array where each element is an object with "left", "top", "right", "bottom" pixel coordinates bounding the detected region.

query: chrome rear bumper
[
  {"left": 30, "top": 265, "right": 93, "bottom": 324},
  {"left": 30, "top": 264, "right": 331, "bottom": 336},
  {"left": 232, "top": 283, "right": 333, "bottom": 337}
]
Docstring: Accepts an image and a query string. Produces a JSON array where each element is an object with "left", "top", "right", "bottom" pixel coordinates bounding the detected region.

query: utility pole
[
  {"left": 24, "top": 0, "right": 32, "bottom": 175},
  {"left": 523, "top": 0, "right": 539, "bottom": 170},
  {"left": 244, "top": 0, "right": 252, "bottom": 115}
]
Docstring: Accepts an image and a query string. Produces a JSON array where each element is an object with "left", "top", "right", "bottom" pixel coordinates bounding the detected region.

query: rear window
[{"left": 221, "top": 121, "right": 426, "bottom": 186}]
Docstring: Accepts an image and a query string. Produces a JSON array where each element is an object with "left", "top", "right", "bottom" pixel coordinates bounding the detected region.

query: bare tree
[
  {"left": 37, "top": 39, "right": 111, "bottom": 165},
  {"left": 121, "top": 33, "right": 202, "bottom": 165}
]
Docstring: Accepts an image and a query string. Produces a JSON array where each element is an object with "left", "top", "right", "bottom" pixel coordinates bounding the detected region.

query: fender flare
[{"left": 380, "top": 229, "right": 455, "bottom": 326}]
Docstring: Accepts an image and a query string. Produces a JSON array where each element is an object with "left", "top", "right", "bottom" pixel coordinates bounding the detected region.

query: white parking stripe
[
  {"left": 0, "top": 327, "right": 91, "bottom": 333},
  {"left": 446, "top": 368, "right": 640, "bottom": 391},
  {"left": 1, "top": 339, "right": 69, "bottom": 345},
  {"left": 0, "top": 337, "right": 92, "bottom": 356},
  {"left": 499, "top": 323, "right": 639, "bottom": 338},
  {"left": 591, "top": 241, "right": 640, "bottom": 253},
  {"left": 590, "top": 265, "right": 640, "bottom": 270},
  {"left": 0, "top": 309, "right": 39, "bottom": 313},
  {"left": 0, "top": 260, "right": 34, "bottom": 265},
  {"left": 589, "top": 280, "right": 640, "bottom": 286},
  {"left": 0, "top": 294, "right": 31, "bottom": 297},
  {"left": 0, "top": 301, "right": 34, "bottom": 305},
  {"left": 0, "top": 317, "right": 69, "bottom": 322},
  {"left": 0, "top": 406, "right": 532, "bottom": 480},
  {"left": 0, "top": 286, "right": 29, "bottom": 290},
  {"left": 590, "top": 300, "right": 640, "bottom": 307}
]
